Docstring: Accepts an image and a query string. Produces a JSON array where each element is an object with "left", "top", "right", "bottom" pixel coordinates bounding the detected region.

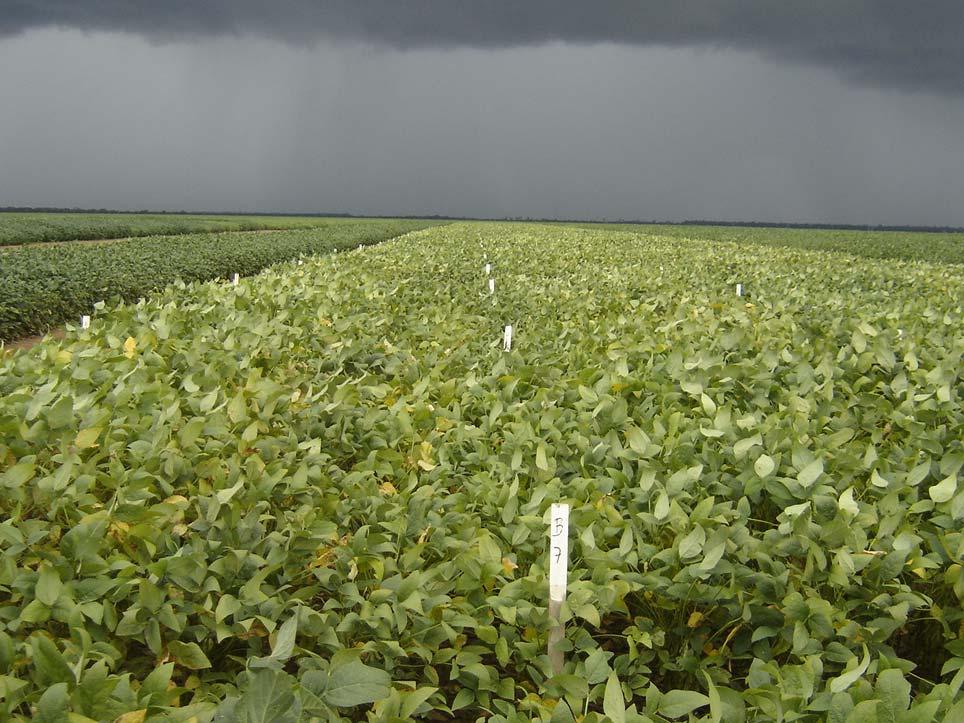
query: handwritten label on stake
[
  {"left": 231, "top": 273, "right": 240, "bottom": 286},
  {"left": 488, "top": 278, "right": 495, "bottom": 295},
  {"left": 80, "top": 315, "right": 91, "bottom": 330},
  {"left": 548, "top": 502, "right": 570, "bottom": 674},
  {"left": 503, "top": 325, "right": 513, "bottom": 351},
  {"left": 549, "top": 503, "right": 569, "bottom": 600},
  {"left": 736, "top": 283, "right": 743, "bottom": 297}
]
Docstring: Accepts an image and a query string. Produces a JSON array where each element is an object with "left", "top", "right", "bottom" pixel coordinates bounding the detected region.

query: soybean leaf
[
  {"left": 323, "top": 659, "right": 391, "bottom": 707},
  {"left": 603, "top": 673, "right": 626, "bottom": 723},
  {"left": 658, "top": 690, "right": 710, "bottom": 719}
]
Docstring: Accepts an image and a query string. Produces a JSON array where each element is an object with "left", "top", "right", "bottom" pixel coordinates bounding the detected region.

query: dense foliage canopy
[
  {"left": 0, "top": 213, "right": 356, "bottom": 247},
  {"left": 561, "top": 223, "right": 964, "bottom": 266},
  {"left": 0, "top": 223, "right": 961, "bottom": 721}
]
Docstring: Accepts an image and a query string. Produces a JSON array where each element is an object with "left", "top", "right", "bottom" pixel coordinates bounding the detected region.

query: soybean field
[{"left": 0, "top": 223, "right": 962, "bottom": 721}]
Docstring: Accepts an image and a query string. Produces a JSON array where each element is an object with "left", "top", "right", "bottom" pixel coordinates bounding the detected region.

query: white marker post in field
[
  {"left": 489, "top": 278, "right": 496, "bottom": 295},
  {"left": 485, "top": 262, "right": 492, "bottom": 275},
  {"left": 736, "top": 283, "right": 743, "bottom": 297},
  {"left": 231, "top": 273, "right": 240, "bottom": 286},
  {"left": 548, "top": 503, "right": 570, "bottom": 675},
  {"left": 503, "top": 325, "right": 513, "bottom": 351},
  {"left": 80, "top": 315, "right": 91, "bottom": 330}
]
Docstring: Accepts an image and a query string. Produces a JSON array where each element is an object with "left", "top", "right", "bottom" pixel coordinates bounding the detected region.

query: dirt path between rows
[
  {"left": 0, "top": 227, "right": 296, "bottom": 251},
  {"left": 1, "top": 328, "right": 66, "bottom": 355}
]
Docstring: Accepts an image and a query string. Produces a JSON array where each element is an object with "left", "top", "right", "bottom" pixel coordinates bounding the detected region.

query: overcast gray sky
[{"left": 1, "top": 3, "right": 963, "bottom": 225}]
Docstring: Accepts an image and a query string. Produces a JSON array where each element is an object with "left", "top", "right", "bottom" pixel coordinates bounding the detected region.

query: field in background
[
  {"left": 1, "top": 223, "right": 961, "bottom": 721},
  {"left": 5, "top": 212, "right": 962, "bottom": 264},
  {"left": 0, "top": 220, "right": 440, "bottom": 342},
  {"left": 559, "top": 222, "right": 964, "bottom": 265},
  {"left": 0, "top": 212, "right": 372, "bottom": 247}
]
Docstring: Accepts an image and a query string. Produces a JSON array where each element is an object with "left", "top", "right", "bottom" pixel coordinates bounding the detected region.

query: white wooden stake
[
  {"left": 485, "top": 262, "right": 492, "bottom": 275},
  {"left": 488, "top": 278, "right": 495, "bottom": 295},
  {"left": 231, "top": 273, "right": 240, "bottom": 286},
  {"left": 80, "top": 315, "right": 91, "bottom": 330},
  {"left": 297, "top": 259, "right": 303, "bottom": 266},
  {"left": 736, "top": 283, "right": 743, "bottom": 297},
  {"left": 548, "top": 502, "right": 570, "bottom": 675},
  {"left": 503, "top": 325, "right": 513, "bottom": 351}
]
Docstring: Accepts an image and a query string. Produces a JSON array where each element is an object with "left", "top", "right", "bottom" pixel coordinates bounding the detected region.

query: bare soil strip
[{"left": 1, "top": 327, "right": 66, "bottom": 355}]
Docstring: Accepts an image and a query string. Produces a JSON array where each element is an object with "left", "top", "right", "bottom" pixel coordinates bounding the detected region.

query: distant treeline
[
  {"left": 676, "top": 219, "right": 964, "bottom": 234},
  {"left": 1, "top": 207, "right": 962, "bottom": 234}
]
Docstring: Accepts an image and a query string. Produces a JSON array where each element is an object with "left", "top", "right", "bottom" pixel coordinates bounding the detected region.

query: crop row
[
  {"left": 0, "top": 223, "right": 961, "bottom": 720},
  {"left": 0, "top": 212, "right": 372, "bottom": 247},
  {"left": 0, "top": 220, "right": 438, "bottom": 342},
  {"left": 562, "top": 223, "right": 964, "bottom": 265}
]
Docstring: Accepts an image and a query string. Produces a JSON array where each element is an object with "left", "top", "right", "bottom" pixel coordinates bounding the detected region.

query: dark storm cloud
[
  {"left": 4, "top": 31, "right": 964, "bottom": 225},
  {"left": 2, "top": 2, "right": 962, "bottom": 95}
]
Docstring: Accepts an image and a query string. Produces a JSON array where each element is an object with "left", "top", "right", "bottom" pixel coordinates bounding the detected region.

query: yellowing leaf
[
  {"left": 417, "top": 441, "right": 437, "bottom": 470},
  {"left": 74, "top": 427, "right": 102, "bottom": 450},
  {"left": 114, "top": 710, "right": 147, "bottom": 723},
  {"left": 108, "top": 521, "right": 131, "bottom": 541},
  {"left": 123, "top": 336, "right": 137, "bottom": 359},
  {"left": 379, "top": 481, "right": 398, "bottom": 496},
  {"left": 687, "top": 611, "right": 704, "bottom": 628}
]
